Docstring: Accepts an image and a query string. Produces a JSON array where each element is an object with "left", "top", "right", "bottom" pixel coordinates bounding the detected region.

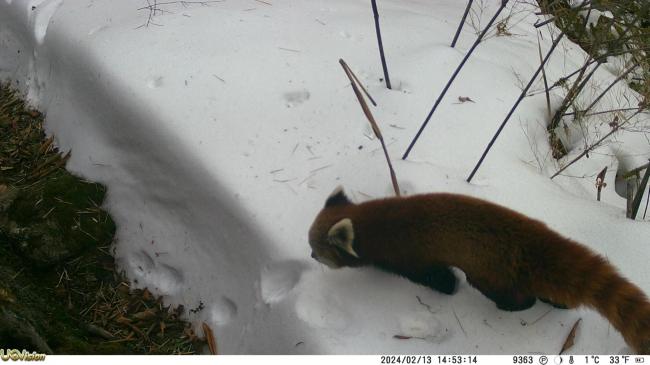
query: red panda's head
[{"left": 308, "top": 187, "right": 365, "bottom": 268}]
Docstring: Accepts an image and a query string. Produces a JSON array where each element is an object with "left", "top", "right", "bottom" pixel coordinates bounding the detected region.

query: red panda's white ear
[
  {"left": 324, "top": 186, "right": 351, "bottom": 207},
  {"left": 327, "top": 218, "right": 358, "bottom": 258}
]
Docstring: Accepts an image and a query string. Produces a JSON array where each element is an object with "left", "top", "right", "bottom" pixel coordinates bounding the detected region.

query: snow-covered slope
[{"left": 1, "top": 0, "right": 649, "bottom": 354}]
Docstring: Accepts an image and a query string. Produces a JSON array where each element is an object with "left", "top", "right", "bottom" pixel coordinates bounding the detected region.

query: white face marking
[
  {"left": 312, "top": 254, "right": 339, "bottom": 268},
  {"left": 311, "top": 251, "right": 340, "bottom": 269}
]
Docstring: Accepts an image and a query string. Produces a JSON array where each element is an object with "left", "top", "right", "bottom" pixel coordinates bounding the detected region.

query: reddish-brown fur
[{"left": 308, "top": 190, "right": 650, "bottom": 354}]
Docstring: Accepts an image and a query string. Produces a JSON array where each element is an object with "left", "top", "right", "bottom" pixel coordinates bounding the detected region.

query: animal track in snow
[
  {"left": 260, "top": 260, "right": 306, "bottom": 304},
  {"left": 128, "top": 250, "right": 184, "bottom": 295},
  {"left": 131, "top": 250, "right": 155, "bottom": 272},
  {"left": 30, "top": 0, "right": 64, "bottom": 45},
  {"left": 392, "top": 80, "right": 412, "bottom": 94},
  {"left": 146, "top": 76, "right": 164, "bottom": 89},
  {"left": 398, "top": 311, "right": 451, "bottom": 344},
  {"left": 283, "top": 89, "right": 310, "bottom": 108},
  {"left": 88, "top": 25, "right": 108, "bottom": 36},
  {"left": 295, "top": 290, "right": 352, "bottom": 331},
  {"left": 150, "top": 264, "right": 184, "bottom": 295},
  {"left": 209, "top": 296, "right": 238, "bottom": 325},
  {"left": 339, "top": 30, "right": 363, "bottom": 42}
]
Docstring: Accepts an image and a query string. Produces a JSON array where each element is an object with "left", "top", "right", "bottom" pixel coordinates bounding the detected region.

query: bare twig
[
  {"left": 621, "top": 162, "right": 650, "bottom": 180},
  {"left": 529, "top": 308, "right": 553, "bottom": 326},
  {"left": 452, "top": 308, "right": 467, "bottom": 337},
  {"left": 564, "top": 62, "right": 639, "bottom": 117},
  {"left": 136, "top": 0, "right": 222, "bottom": 11},
  {"left": 551, "top": 111, "right": 641, "bottom": 179},
  {"left": 344, "top": 64, "right": 377, "bottom": 107},
  {"left": 549, "top": 60, "right": 603, "bottom": 132},
  {"left": 564, "top": 106, "right": 641, "bottom": 118},
  {"left": 416, "top": 296, "right": 437, "bottom": 314},
  {"left": 136, "top": 0, "right": 223, "bottom": 28}
]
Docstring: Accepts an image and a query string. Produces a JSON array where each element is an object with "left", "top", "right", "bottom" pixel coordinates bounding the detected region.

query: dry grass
[{"left": 0, "top": 83, "right": 205, "bottom": 354}]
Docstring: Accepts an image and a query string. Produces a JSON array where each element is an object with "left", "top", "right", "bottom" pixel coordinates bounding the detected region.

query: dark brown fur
[{"left": 308, "top": 189, "right": 650, "bottom": 354}]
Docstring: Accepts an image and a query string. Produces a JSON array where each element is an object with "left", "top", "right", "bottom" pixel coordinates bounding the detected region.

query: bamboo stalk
[
  {"left": 537, "top": 31, "right": 552, "bottom": 120},
  {"left": 371, "top": 0, "right": 391, "bottom": 90},
  {"left": 451, "top": 0, "right": 473, "bottom": 48},
  {"left": 402, "top": 0, "right": 510, "bottom": 160},
  {"left": 467, "top": 32, "right": 565, "bottom": 183},
  {"left": 627, "top": 178, "right": 639, "bottom": 219},
  {"left": 631, "top": 160, "right": 650, "bottom": 220},
  {"left": 596, "top": 166, "right": 607, "bottom": 201},
  {"left": 643, "top": 185, "right": 650, "bottom": 220}
]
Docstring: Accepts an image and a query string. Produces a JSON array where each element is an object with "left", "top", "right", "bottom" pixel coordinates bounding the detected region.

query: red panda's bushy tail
[{"left": 533, "top": 239, "right": 650, "bottom": 354}]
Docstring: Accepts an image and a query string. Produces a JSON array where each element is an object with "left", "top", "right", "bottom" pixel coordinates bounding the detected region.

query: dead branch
[{"left": 340, "top": 59, "right": 400, "bottom": 196}]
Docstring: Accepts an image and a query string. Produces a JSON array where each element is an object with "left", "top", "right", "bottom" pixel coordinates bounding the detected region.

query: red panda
[{"left": 308, "top": 187, "right": 650, "bottom": 354}]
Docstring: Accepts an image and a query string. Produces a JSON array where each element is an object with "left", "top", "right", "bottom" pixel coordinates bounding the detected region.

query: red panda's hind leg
[
  {"left": 404, "top": 265, "right": 458, "bottom": 295},
  {"left": 467, "top": 276, "right": 536, "bottom": 311},
  {"left": 538, "top": 297, "right": 569, "bottom": 309},
  {"left": 489, "top": 289, "right": 536, "bottom": 311}
]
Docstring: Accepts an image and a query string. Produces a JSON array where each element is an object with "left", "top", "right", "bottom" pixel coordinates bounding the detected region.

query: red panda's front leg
[{"left": 401, "top": 265, "right": 458, "bottom": 295}]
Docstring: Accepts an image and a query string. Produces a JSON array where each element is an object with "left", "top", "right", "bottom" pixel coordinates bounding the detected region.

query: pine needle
[{"left": 202, "top": 322, "right": 218, "bottom": 355}]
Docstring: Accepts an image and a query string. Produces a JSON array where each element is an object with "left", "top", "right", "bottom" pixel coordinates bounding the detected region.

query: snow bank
[{"left": 1, "top": 0, "right": 649, "bottom": 354}]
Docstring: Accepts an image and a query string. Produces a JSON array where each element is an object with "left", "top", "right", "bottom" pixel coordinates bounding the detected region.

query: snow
[{"left": 2, "top": 0, "right": 650, "bottom": 355}]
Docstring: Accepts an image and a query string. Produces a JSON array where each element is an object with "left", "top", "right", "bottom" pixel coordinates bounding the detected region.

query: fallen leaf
[
  {"left": 184, "top": 326, "right": 197, "bottom": 341},
  {"left": 115, "top": 315, "right": 132, "bottom": 325},
  {"left": 559, "top": 318, "right": 582, "bottom": 355},
  {"left": 132, "top": 308, "right": 157, "bottom": 321},
  {"left": 393, "top": 335, "right": 413, "bottom": 340}
]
